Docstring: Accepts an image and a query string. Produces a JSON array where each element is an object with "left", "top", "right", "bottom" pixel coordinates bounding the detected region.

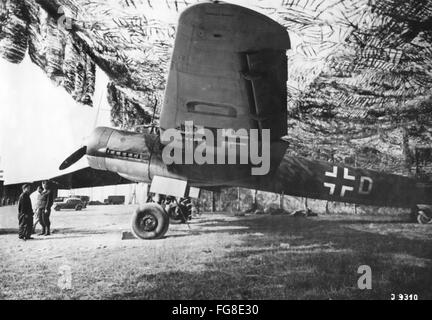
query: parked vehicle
[
  {"left": 54, "top": 197, "right": 65, "bottom": 203},
  {"left": 88, "top": 200, "right": 104, "bottom": 206},
  {"left": 104, "top": 195, "right": 125, "bottom": 205},
  {"left": 74, "top": 195, "right": 90, "bottom": 207},
  {"left": 54, "top": 198, "right": 85, "bottom": 211}
]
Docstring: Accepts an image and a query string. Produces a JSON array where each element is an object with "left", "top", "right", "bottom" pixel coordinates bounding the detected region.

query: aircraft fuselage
[{"left": 84, "top": 126, "right": 432, "bottom": 208}]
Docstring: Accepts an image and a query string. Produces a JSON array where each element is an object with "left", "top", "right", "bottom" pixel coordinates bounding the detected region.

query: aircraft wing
[
  {"left": 160, "top": 3, "right": 290, "bottom": 141},
  {"left": 48, "top": 167, "right": 132, "bottom": 190}
]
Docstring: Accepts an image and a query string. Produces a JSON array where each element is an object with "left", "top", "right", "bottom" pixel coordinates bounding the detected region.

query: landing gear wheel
[
  {"left": 131, "top": 203, "right": 169, "bottom": 239},
  {"left": 168, "top": 205, "right": 187, "bottom": 224},
  {"left": 417, "top": 210, "right": 432, "bottom": 224}
]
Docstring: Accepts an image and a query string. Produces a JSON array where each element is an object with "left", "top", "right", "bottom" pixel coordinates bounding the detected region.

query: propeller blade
[{"left": 59, "top": 146, "right": 87, "bottom": 170}]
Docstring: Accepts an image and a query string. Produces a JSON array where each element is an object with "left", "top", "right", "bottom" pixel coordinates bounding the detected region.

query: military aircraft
[{"left": 58, "top": 2, "right": 432, "bottom": 239}]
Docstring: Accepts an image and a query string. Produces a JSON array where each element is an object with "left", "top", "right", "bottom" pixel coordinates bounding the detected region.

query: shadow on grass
[
  {"left": 108, "top": 215, "right": 432, "bottom": 300},
  {"left": 0, "top": 228, "right": 18, "bottom": 235},
  {"left": 51, "top": 228, "right": 110, "bottom": 235}
]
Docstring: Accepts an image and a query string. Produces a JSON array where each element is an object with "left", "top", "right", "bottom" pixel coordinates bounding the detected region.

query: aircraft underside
[{"left": 59, "top": 126, "right": 432, "bottom": 239}]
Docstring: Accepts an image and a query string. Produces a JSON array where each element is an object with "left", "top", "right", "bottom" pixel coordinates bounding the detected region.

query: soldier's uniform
[
  {"left": 31, "top": 188, "right": 43, "bottom": 233},
  {"left": 38, "top": 187, "right": 54, "bottom": 235},
  {"left": 18, "top": 189, "right": 33, "bottom": 240}
]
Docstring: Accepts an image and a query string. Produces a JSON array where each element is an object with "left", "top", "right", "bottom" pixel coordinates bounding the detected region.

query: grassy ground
[{"left": 0, "top": 205, "right": 431, "bottom": 299}]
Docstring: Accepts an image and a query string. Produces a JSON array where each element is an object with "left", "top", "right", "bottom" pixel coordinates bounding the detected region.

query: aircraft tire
[
  {"left": 167, "top": 205, "right": 187, "bottom": 224},
  {"left": 131, "top": 203, "right": 169, "bottom": 239},
  {"left": 417, "top": 210, "right": 432, "bottom": 224}
]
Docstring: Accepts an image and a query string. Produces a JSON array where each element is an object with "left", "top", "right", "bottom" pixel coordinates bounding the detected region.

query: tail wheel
[
  {"left": 417, "top": 210, "right": 432, "bottom": 224},
  {"left": 131, "top": 203, "right": 169, "bottom": 239}
]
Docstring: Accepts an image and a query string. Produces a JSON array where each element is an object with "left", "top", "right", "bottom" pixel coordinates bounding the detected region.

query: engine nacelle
[{"left": 86, "top": 127, "right": 158, "bottom": 182}]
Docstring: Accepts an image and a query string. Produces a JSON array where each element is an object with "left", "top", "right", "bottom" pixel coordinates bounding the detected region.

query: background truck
[{"left": 104, "top": 195, "right": 125, "bottom": 205}]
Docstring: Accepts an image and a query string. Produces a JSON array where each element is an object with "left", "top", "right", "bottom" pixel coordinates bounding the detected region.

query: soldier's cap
[{"left": 21, "top": 183, "right": 31, "bottom": 190}]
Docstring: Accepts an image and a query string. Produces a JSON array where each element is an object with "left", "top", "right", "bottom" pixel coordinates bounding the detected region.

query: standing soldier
[
  {"left": 39, "top": 180, "right": 54, "bottom": 236},
  {"left": 18, "top": 184, "right": 33, "bottom": 240},
  {"left": 31, "top": 186, "right": 43, "bottom": 234}
]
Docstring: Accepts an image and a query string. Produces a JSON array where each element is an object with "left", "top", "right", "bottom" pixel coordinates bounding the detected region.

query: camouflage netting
[
  {"left": 0, "top": 0, "right": 96, "bottom": 105},
  {"left": 1, "top": 0, "right": 432, "bottom": 176}
]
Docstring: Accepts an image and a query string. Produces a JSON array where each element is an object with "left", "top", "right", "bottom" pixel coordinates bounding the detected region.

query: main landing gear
[
  {"left": 131, "top": 203, "right": 169, "bottom": 239},
  {"left": 130, "top": 176, "right": 200, "bottom": 239},
  {"left": 166, "top": 197, "right": 193, "bottom": 224},
  {"left": 412, "top": 205, "right": 432, "bottom": 225},
  {"left": 130, "top": 195, "right": 193, "bottom": 239}
]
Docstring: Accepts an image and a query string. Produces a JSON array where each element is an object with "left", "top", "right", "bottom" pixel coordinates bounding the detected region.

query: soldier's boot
[
  {"left": 38, "top": 228, "right": 45, "bottom": 236},
  {"left": 45, "top": 227, "right": 50, "bottom": 236}
]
